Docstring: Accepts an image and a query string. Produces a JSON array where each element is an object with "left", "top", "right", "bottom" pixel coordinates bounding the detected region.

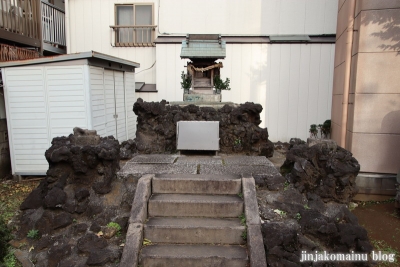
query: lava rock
[
  {"left": 133, "top": 98, "right": 274, "bottom": 156},
  {"left": 120, "top": 139, "right": 137, "bottom": 159},
  {"left": 86, "top": 249, "right": 113, "bottom": 266},
  {"left": 281, "top": 141, "right": 360, "bottom": 204},
  {"left": 72, "top": 223, "right": 88, "bottom": 235},
  {"left": 47, "top": 241, "right": 72, "bottom": 267},
  {"left": 75, "top": 188, "right": 90, "bottom": 202},
  {"left": 44, "top": 187, "right": 67, "bottom": 208},
  {"left": 53, "top": 212, "right": 73, "bottom": 229},
  {"left": 20, "top": 181, "right": 47, "bottom": 210},
  {"left": 77, "top": 233, "right": 108, "bottom": 253},
  {"left": 90, "top": 222, "right": 101, "bottom": 233}
]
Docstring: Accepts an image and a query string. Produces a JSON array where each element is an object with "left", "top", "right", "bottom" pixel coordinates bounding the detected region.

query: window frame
[{"left": 114, "top": 3, "right": 155, "bottom": 47}]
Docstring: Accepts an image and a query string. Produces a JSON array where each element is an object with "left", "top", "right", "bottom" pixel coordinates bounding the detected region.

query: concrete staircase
[{"left": 140, "top": 174, "right": 248, "bottom": 267}]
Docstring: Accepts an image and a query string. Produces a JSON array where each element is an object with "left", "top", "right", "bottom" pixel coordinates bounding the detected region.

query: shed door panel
[
  {"left": 89, "top": 66, "right": 107, "bottom": 136},
  {"left": 104, "top": 69, "right": 117, "bottom": 137},
  {"left": 114, "top": 71, "right": 126, "bottom": 141},
  {"left": 46, "top": 66, "right": 87, "bottom": 139},
  {"left": 3, "top": 67, "right": 50, "bottom": 174}
]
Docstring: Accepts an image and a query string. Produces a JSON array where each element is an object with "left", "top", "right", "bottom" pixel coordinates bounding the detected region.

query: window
[{"left": 113, "top": 4, "right": 155, "bottom": 46}]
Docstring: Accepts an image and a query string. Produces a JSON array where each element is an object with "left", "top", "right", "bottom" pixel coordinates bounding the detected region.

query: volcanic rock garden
[{"left": 1, "top": 100, "right": 378, "bottom": 267}]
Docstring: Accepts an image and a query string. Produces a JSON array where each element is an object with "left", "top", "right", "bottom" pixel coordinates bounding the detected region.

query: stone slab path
[{"left": 118, "top": 154, "right": 281, "bottom": 179}]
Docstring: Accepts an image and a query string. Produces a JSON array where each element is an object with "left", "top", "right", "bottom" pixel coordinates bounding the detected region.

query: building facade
[
  {"left": 65, "top": 0, "right": 338, "bottom": 142},
  {"left": 332, "top": 0, "right": 400, "bottom": 180}
]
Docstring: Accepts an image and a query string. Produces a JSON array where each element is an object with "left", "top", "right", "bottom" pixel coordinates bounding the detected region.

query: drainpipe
[{"left": 340, "top": 0, "right": 356, "bottom": 148}]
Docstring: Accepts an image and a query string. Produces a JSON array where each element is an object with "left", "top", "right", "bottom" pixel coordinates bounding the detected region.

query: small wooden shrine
[{"left": 181, "top": 34, "right": 226, "bottom": 98}]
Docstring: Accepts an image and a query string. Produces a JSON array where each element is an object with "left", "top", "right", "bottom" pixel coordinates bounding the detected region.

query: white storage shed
[{"left": 0, "top": 51, "right": 139, "bottom": 175}]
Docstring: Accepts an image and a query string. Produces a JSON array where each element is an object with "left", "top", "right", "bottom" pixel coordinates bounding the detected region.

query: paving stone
[
  {"left": 128, "top": 154, "right": 178, "bottom": 164},
  {"left": 199, "top": 164, "right": 279, "bottom": 177},
  {"left": 118, "top": 163, "right": 197, "bottom": 177},
  {"left": 175, "top": 156, "right": 222, "bottom": 165},
  {"left": 223, "top": 156, "right": 274, "bottom": 166}
]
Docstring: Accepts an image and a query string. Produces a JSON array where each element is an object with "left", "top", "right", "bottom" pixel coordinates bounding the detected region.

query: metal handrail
[{"left": 41, "top": 1, "right": 66, "bottom": 46}]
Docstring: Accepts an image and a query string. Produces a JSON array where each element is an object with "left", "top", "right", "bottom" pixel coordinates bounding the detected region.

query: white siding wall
[
  {"left": 67, "top": 0, "right": 156, "bottom": 84},
  {"left": 3, "top": 66, "right": 89, "bottom": 174},
  {"left": 90, "top": 67, "right": 132, "bottom": 140},
  {"left": 114, "top": 71, "right": 127, "bottom": 141},
  {"left": 90, "top": 66, "right": 107, "bottom": 136},
  {"left": 66, "top": 0, "right": 338, "bottom": 84},
  {"left": 160, "top": 0, "right": 337, "bottom": 35},
  {"left": 66, "top": 0, "right": 338, "bottom": 142},
  {"left": 156, "top": 43, "right": 335, "bottom": 142},
  {"left": 47, "top": 66, "right": 89, "bottom": 139},
  {"left": 125, "top": 72, "right": 137, "bottom": 139}
]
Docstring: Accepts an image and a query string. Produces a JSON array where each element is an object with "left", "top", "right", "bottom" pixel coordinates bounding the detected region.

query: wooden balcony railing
[
  {"left": 110, "top": 25, "right": 157, "bottom": 47},
  {"left": 41, "top": 1, "right": 65, "bottom": 47},
  {"left": 0, "top": 0, "right": 40, "bottom": 40}
]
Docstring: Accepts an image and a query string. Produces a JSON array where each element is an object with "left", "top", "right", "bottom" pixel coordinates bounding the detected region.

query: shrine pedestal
[{"left": 183, "top": 93, "right": 221, "bottom": 103}]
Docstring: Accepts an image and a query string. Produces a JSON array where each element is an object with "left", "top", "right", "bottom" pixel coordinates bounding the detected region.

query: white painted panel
[
  {"left": 114, "top": 71, "right": 127, "bottom": 141},
  {"left": 153, "top": 42, "right": 335, "bottom": 142},
  {"left": 324, "top": 0, "right": 339, "bottom": 34},
  {"left": 3, "top": 67, "right": 49, "bottom": 174},
  {"left": 240, "top": 45, "right": 252, "bottom": 102},
  {"left": 268, "top": 44, "right": 281, "bottom": 141},
  {"left": 279, "top": 0, "right": 306, "bottom": 34},
  {"left": 125, "top": 72, "right": 136, "bottom": 140},
  {"left": 317, "top": 45, "right": 333, "bottom": 124},
  {"left": 307, "top": 45, "right": 322, "bottom": 130},
  {"left": 263, "top": 44, "right": 272, "bottom": 129},
  {"left": 155, "top": 44, "right": 166, "bottom": 101},
  {"left": 155, "top": 0, "right": 337, "bottom": 35},
  {"left": 166, "top": 44, "right": 177, "bottom": 101},
  {"left": 277, "top": 45, "right": 291, "bottom": 141},
  {"left": 89, "top": 66, "right": 107, "bottom": 137},
  {"left": 219, "top": 44, "right": 232, "bottom": 102},
  {"left": 104, "top": 69, "right": 117, "bottom": 137},
  {"left": 66, "top": 0, "right": 338, "bottom": 91},
  {"left": 305, "top": 0, "right": 326, "bottom": 34},
  {"left": 46, "top": 66, "right": 88, "bottom": 140},
  {"left": 287, "top": 45, "right": 301, "bottom": 138}
]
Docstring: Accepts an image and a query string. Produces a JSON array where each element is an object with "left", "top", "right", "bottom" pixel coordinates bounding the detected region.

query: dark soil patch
[{"left": 352, "top": 201, "right": 400, "bottom": 264}]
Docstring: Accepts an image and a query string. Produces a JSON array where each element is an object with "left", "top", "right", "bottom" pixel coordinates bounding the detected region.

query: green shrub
[
  {"left": 213, "top": 75, "right": 231, "bottom": 91},
  {"left": 27, "top": 229, "right": 39, "bottom": 239},
  {"left": 180, "top": 71, "right": 192, "bottom": 90}
]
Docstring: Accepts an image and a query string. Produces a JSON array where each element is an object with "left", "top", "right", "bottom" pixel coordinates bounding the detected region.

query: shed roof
[
  {"left": 0, "top": 51, "right": 140, "bottom": 70},
  {"left": 180, "top": 34, "right": 226, "bottom": 59}
]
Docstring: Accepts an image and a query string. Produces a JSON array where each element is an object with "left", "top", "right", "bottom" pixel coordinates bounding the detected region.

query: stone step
[
  {"left": 191, "top": 88, "right": 214, "bottom": 94},
  {"left": 144, "top": 217, "right": 246, "bottom": 245},
  {"left": 140, "top": 244, "right": 249, "bottom": 267},
  {"left": 148, "top": 194, "right": 243, "bottom": 217},
  {"left": 152, "top": 174, "right": 242, "bottom": 195}
]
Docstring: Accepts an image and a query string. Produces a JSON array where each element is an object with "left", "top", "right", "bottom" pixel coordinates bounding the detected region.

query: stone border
[
  {"left": 242, "top": 176, "right": 267, "bottom": 267},
  {"left": 120, "top": 174, "right": 154, "bottom": 267}
]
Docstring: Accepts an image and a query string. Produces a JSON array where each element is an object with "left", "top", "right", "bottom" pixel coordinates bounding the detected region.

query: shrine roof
[{"left": 180, "top": 34, "right": 226, "bottom": 59}]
